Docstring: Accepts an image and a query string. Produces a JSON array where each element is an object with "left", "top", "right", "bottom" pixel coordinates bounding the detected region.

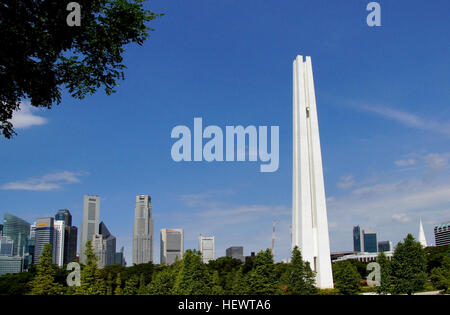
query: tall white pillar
[{"left": 293, "top": 55, "right": 334, "bottom": 288}]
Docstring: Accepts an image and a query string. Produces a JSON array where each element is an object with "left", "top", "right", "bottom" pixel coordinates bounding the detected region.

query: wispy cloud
[
  {"left": 1, "top": 171, "right": 87, "bottom": 191},
  {"left": 395, "top": 159, "right": 417, "bottom": 167},
  {"left": 337, "top": 175, "right": 356, "bottom": 189},
  {"left": 360, "top": 104, "right": 450, "bottom": 137},
  {"left": 8, "top": 103, "right": 48, "bottom": 129}
]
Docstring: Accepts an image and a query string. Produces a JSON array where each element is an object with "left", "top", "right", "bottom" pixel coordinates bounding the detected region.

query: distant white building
[
  {"left": 198, "top": 236, "right": 214, "bottom": 263},
  {"left": 54, "top": 220, "right": 65, "bottom": 267},
  {"left": 418, "top": 219, "right": 428, "bottom": 247},
  {"left": 333, "top": 251, "right": 393, "bottom": 263}
]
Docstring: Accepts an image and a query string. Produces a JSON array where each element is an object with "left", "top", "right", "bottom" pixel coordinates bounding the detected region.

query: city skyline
[{"left": 1, "top": 0, "right": 449, "bottom": 264}]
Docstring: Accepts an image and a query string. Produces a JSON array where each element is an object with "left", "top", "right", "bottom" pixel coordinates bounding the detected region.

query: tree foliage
[
  {"left": 28, "top": 243, "right": 64, "bottom": 295},
  {"left": 0, "top": 0, "right": 162, "bottom": 138},
  {"left": 333, "top": 260, "right": 361, "bottom": 295},
  {"left": 74, "top": 240, "right": 106, "bottom": 295},
  {"left": 280, "top": 246, "right": 316, "bottom": 295},
  {"left": 390, "top": 234, "right": 427, "bottom": 295},
  {"left": 172, "top": 250, "right": 212, "bottom": 295}
]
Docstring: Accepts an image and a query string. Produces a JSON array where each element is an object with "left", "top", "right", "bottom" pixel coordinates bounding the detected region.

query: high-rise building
[
  {"left": 133, "top": 195, "right": 154, "bottom": 265},
  {"left": 377, "top": 241, "right": 393, "bottom": 252},
  {"left": 54, "top": 220, "right": 65, "bottom": 267},
  {"left": 0, "top": 256, "right": 23, "bottom": 276},
  {"left": 92, "top": 222, "right": 116, "bottom": 268},
  {"left": 226, "top": 246, "right": 244, "bottom": 262},
  {"left": 115, "top": 246, "right": 127, "bottom": 266},
  {"left": 34, "top": 217, "right": 55, "bottom": 264},
  {"left": 198, "top": 236, "right": 214, "bottom": 263},
  {"left": 2, "top": 213, "right": 30, "bottom": 257},
  {"left": 292, "top": 55, "right": 333, "bottom": 288},
  {"left": 434, "top": 222, "right": 450, "bottom": 247},
  {"left": 0, "top": 235, "right": 14, "bottom": 256},
  {"left": 80, "top": 195, "right": 100, "bottom": 263},
  {"left": 55, "top": 209, "right": 72, "bottom": 226},
  {"left": 363, "top": 230, "right": 378, "bottom": 253},
  {"left": 353, "top": 226, "right": 378, "bottom": 253},
  {"left": 0, "top": 224, "right": 3, "bottom": 236},
  {"left": 353, "top": 226, "right": 364, "bottom": 252},
  {"left": 54, "top": 210, "right": 77, "bottom": 264},
  {"left": 160, "top": 229, "right": 184, "bottom": 265}
]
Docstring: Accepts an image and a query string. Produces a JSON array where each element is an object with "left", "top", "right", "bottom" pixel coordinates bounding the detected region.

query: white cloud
[
  {"left": 1, "top": 171, "right": 87, "bottom": 191},
  {"left": 425, "top": 153, "right": 449, "bottom": 171},
  {"left": 360, "top": 105, "right": 450, "bottom": 137},
  {"left": 392, "top": 213, "right": 412, "bottom": 223},
  {"left": 8, "top": 103, "right": 48, "bottom": 129},
  {"left": 337, "top": 175, "right": 356, "bottom": 189},
  {"left": 395, "top": 159, "right": 417, "bottom": 167}
]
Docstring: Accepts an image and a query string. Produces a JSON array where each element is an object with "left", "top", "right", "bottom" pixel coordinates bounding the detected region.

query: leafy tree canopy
[{"left": 0, "top": 0, "right": 162, "bottom": 138}]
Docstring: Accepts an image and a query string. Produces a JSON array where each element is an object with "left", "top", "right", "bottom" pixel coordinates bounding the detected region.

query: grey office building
[
  {"left": 434, "top": 222, "right": 450, "bottom": 247},
  {"left": 160, "top": 229, "right": 184, "bottom": 265},
  {"left": 133, "top": 195, "right": 154, "bottom": 264},
  {"left": 226, "top": 246, "right": 244, "bottom": 261},
  {"left": 34, "top": 217, "right": 55, "bottom": 264},
  {"left": 2, "top": 213, "right": 30, "bottom": 257},
  {"left": 92, "top": 222, "right": 116, "bottom": 268},
  {"left": 80, "top": 195, "right": 100, "bottom": 263}
]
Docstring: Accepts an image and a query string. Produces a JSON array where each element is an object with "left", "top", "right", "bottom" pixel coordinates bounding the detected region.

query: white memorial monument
[{"left": 292, "top": 55, "right": 334, "bottom": 288}]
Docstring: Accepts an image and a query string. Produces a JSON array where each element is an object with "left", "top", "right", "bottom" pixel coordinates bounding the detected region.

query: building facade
[
  {"left": 160, "top": 229, "right": 184, "bottom": 265},
  {"left": 93, "top": 222, "right": 116, "bottom": 268},
  {"left": 80, "top": 195, "right": 100, "bottom": 263},
  {"left": 34, "top": 217, "right": 55, "bottom": 264},
  {"left": 353, "top": 226, "right": 364, "bottom": 252},
  {"left": 434, "top": 222, "right": 450, "bottom": 247},
  {"left": 133, "top": 195, "right": 154, "bottom": 265},
  {"left": 0, "top": 235, "right": 14, "bottom": 256},
  {"left": 363, "top": 231, "right": 378, "bottom": 253},
  {"left": 198, "top": 236, "right": 214, "bottom": 263},
  {"left": 54, "top": 220, "right": 65, "bottom": 267},
  {"left": 55, "top": 210, "right": 78, "bottom": 264},
  {"left": 2, "top": 213, "right": 30, "bottom": 257},
  {"left": 226, "top": 246, "right": 244, "bottom": 262},
  {"left": 378, "top": 241, "right": 393, "bottom": 252},
  {"left": 0, "top": 256, "right": 23, "bottom": 276}
]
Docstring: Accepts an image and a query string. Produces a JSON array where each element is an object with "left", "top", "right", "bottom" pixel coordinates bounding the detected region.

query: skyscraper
[
  {"left": 434, "top": 222, "right": 450, "bottom": 247},
  {"left": 353, "top": 226, "right": 364, "bottom": 252},
  {"left": 133, "top": 195, "right": 154, "bottom": 265},
  {"left": 80, "top": 195, "right": 100, "bottom": 263},
  {"left": 363, "top": 230, "right": 378, "bottom": 253},
  {"left": 160, "top": 229, "right": 183, "bottom": 265},
  {"left": 0, "top": 235, "right": 14, "bottom": 256},
  {"left": 92, "top": 222, "right": 116, "bottom": 268},
  {"left": 34, "top": 217, "right": 55, "bottom": 264},
  {"left": 54, "top": 220, "right": 65, "bottom": 267},
  {"left": 115, "top": 246, "right": 127, "bottom": 266},
  {"left": 353, "top": 226, "right": 378, "bottom": 253},
  {"left": 198, "top": 235, "right": 214, "bottom": 263},
  {"left": 2, "top": 213, "right": 30, "bottom": 257},
  {"left": 55, "top": 210, "right": 77, "bottom": 264},
  {"left": 292, "top": 55, "right": 333, "bottom": 288}
]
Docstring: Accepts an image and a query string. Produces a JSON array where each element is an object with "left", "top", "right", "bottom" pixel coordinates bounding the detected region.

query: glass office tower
[{"left": 2, "top": 213, "right": 31, "bottom": 257}]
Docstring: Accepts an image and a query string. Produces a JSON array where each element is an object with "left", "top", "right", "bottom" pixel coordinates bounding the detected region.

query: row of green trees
[
  {"left": 332, "top": 234, "right": 450, "bottom": 295},
  {"left": 2, "top": 234, "right": 448, "bottom": 295},
  {"left": 26, "top": 242, "right": 318, "bottom": 295}
]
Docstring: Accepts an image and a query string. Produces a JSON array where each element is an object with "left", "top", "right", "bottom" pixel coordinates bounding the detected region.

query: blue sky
[{"left": 1, "top": 0, "right": 449, "bottom": 263}]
